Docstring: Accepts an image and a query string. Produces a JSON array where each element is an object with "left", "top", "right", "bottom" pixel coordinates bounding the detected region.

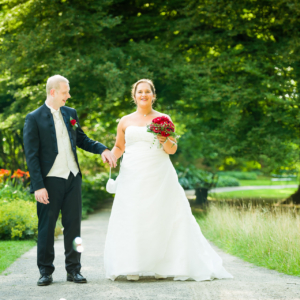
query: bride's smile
[{"left": 135, "top": 83, "right": 155, "bottom": 105}]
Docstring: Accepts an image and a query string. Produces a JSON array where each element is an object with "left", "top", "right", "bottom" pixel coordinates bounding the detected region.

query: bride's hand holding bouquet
[{"left": 147, "top": 116, "right": 180, "bottom": 152}]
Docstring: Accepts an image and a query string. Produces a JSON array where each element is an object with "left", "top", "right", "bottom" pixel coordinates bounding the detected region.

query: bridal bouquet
[{"left": 147, "top": 116, "right": 179, "bottom": 148}]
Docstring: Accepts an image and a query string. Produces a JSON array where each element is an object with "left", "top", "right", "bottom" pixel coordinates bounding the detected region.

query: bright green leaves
[{"left": 0, "top": 0, "right": 300, "bottom": 174}]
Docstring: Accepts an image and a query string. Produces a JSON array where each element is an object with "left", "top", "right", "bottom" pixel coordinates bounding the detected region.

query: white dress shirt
[{"left": 45, "top": 102, "right": 79, "bottom": 179}]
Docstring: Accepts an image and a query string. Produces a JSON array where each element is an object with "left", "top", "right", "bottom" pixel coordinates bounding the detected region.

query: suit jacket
[{"left": 23, "top": 104, "right": 108, "bottom": 193}]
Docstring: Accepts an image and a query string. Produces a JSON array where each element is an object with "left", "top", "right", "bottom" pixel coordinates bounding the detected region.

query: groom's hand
[
  {"left": 35, "top": 188, "right": 49, "bottom": 205},
  {"left": 101, "top": 149, "right": 117, "bottom": 168}
]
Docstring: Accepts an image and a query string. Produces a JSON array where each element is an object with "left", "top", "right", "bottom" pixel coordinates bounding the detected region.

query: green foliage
[
  {"left": 0, "top": 199, "right": 38, "bottom": 240},
  {"left": 217, "top": 171, "right": 257, "bottom": 180},
  {"left": 0, "top": 130, "right": 26, "bottom": 173},
  {"left": 217, "top": 157, "right": 263, "bottom": 173},
  {"left": 216, "top": 176, "right": 240, "bottom": 188},
  {"left": 176, "top": 166, "right": 217, "bottom": 190},
  {"left": 173, "top": 0, "right": 300, "bottom": 169},
  {"left": 0, "top": 182, "right": 35, "bottom": 202},
  {"left": 0, "top": 0, "right": 300, "bottom": 177},
  {"left": 81, "top": 172, "right": 113, "bottom": 218}
]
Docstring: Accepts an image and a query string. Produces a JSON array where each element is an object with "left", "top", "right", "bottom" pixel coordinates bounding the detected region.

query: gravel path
[{"left": 1, "top": 206, "right": 300, "bottom": 300}]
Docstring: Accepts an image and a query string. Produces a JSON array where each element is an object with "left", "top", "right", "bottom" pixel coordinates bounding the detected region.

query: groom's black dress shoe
[
  {"left": 67, "top": 272, "right": 87, "bottom": 283},
  {"left": 37, "top": 274, "right": 53, "bottom": 286}
]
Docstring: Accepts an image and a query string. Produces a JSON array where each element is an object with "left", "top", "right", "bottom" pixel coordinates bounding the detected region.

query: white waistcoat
[{"left": 45, "top": 102, "right": 79, "bottom": 179}]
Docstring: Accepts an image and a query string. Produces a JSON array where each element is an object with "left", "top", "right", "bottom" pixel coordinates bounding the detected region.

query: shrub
[
  {"left": 0, "top": 182, "right": 34, "bottom": 202},
  {"left": 0, "top": 199, "right": 62, "bottom": 240},
  {"left": 0, "top": 199, "right": 38, "bottom": 240},
  {"left": 176, "top": 166, "right": 217, "bottom": 190},
  {"left": 81, "top": 172, "right": 113, "bottom": 218},
  {"left": 0, "top": 171, "right": 111, "bottom": 239},
  {"left": 216, "top": 176, "right": 240, "bottom": 187},
  {"left": 217, "top": 171, "right": 257, "bottom": 180},
  {"left": 178, "top": 177, "right": 192, "bottom": 190}
]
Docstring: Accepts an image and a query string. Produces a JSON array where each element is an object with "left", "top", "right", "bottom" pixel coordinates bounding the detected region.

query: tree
[
  {"left": 166, "top": 0, "right": 300, "bottom": 173},
  {"left": 0, "top": 0, "right": 300, "bottom": 185}
]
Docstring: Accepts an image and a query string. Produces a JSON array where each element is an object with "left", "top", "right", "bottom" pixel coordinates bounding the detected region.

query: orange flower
[
  {"left": 0, "top": 169, "right": 10, "bottom": 176},
  {"left": 11, "top": 169, "right": 26, "bottom": 178}
]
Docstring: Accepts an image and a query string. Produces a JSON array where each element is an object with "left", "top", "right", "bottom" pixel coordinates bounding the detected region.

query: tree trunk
[
  {"left": 281, "top": 184, "right": 300, "bottom": 204},
  {"left": 195, "top": 187, "right": 209, "bottom": 205}
]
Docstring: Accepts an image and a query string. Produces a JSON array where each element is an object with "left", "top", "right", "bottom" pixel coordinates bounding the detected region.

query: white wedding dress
[{"left": 104, "top": 126, "right": 233, "bottom": 281}]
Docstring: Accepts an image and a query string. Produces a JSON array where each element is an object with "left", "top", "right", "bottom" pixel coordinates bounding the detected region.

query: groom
[{"left": 23, "top": 75, "right": 116, "bottom": 286}]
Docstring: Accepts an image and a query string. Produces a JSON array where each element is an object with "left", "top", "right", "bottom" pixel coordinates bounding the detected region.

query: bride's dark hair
[{"left": 131, "top": 79, "right": 156, "bottom": 105}]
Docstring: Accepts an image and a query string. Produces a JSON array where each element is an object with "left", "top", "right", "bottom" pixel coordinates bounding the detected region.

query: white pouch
[{"left": 106, "top": 167, "right": 118, "bottom": 194}]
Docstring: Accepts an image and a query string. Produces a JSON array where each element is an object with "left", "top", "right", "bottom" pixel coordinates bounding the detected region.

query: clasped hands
[
  {"left": 101, "top": 149, "right": 117, "bottom": 168},
  {"left": 35, "top": 149, "right": 117, "bottom": 205}
]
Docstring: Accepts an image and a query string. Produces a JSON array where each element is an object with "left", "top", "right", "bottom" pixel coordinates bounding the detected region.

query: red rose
[
  {"left": 148, "top": 116, "right": 175, "bottom": 135},
  {"left": 167, "top": 126, "right": 175, "bottom": 132},
  {"left": 147, "top": 116, "right": 179, "bottom": 147},
  {"left": 161, "top": 131, "right": 170, "bottom": 137},
  {"left": 152, "top": 117, "right": 162, "bottom": 124},
  {"left": 160, "top": 116, "right": 170, "bottom": 123},
  {"left": 70, "top": 119, "right": 77, "bottom": 126}
]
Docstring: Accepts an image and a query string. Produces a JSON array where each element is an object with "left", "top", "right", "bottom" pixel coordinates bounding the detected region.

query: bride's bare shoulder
[
  {"left": 118, "top": 113, "right": 136, "bottom": 132},
  {"left": 119, "top": 113, "right": 136, "bottom": 123}
]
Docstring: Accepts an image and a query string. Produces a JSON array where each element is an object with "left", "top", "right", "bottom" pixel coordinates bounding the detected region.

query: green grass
[
  {"left": 210, "top": 188, "right": 297, "bottom": 199},
  {"left": 240, "top": 179, "right": 298, "bottom": 186},
  {"left": 194, "top": 204, "right": 300, "bottom": 277},
  {"left": 0, "top": 240, "right": 36, "bottom": 274}
]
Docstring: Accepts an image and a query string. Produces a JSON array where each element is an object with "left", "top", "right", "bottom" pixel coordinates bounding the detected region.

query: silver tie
[{"left": 53, "top": 110, "right": 63, "bottom": 135}]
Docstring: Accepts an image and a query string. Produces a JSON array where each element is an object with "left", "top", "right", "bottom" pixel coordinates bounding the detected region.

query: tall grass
[{"left": 194, "top": 203, "right": 300, "bottom": 276}]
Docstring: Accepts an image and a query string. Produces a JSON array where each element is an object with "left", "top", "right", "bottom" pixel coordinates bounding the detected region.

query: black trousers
[{"left": 37, "top": 173, "right": 82, "bottom": 275}]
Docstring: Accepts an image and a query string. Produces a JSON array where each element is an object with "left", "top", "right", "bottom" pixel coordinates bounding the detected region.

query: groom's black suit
[{"left": 23, "top": 103, "right": 107, "bottom": 275}]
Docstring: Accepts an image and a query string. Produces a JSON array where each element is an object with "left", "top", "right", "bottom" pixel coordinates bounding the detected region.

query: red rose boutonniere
[{"left": 70, "top": 117, "right": 78, "bottom": 130}]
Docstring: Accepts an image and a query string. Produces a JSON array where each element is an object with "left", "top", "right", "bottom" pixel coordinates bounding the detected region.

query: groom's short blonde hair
[{"left": 46, "top": 75, "right": 69, "bottom": 95}]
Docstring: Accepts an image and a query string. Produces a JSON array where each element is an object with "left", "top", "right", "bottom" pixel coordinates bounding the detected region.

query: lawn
[
  {"left": 194, "top": 203, "right": 300, "bottom": 277},
  {"left": 239, "top": 179, "right": 298, "bottom": 186},
  {"left": 0, "top": 241, "right": 36, "bottom": 274},
  {"left": 210, "top": 188, "right": 297, "bottom": 200}
]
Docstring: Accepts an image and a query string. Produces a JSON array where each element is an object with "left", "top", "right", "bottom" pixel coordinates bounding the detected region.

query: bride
[{"left": 104, "top": 79, "right": 233, "bottom": 281}]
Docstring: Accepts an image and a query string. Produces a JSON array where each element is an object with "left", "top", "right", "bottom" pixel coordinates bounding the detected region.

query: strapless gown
[{"left": 104, "top": 126, "right": 233, "bottom": 281}]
